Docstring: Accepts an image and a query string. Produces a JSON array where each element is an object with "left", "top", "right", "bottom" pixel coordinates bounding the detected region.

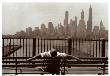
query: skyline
[
  {"left": 2, "top": 3, "right": 108, "bottom": 35},
  {"left": 3, "top": 8, "right": 107, "bottom": 39}
]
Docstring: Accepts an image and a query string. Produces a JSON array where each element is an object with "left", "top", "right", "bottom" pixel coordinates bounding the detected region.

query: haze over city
[{"left": 2, "top": 3, "right": 108, "bottom": 35}]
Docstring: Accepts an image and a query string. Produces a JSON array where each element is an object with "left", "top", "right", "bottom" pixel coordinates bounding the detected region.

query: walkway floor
[{"left": 2, "top": 67, "right": 108, "bottom": 75}]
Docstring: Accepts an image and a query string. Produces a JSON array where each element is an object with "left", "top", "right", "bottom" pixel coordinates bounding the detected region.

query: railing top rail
[
  {"left": 2, "top": 38, "right": 108, "bottom": 41},
  {"left": 2, "top": 57, "right": 108, "bottom": 59}
]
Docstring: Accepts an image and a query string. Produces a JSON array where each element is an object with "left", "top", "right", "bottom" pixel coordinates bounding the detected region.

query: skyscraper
[
  {"left": 87, "top": 5, "right": 92, "bottom": 39},
  {"left": 100, "top": 20, "right": 105, "bottom": 38},
  {"left": 70, "top": 19, "right": 74, "bottom": 37},
  {"left": 33, "top": 27, "right": 40, "bottom": 38},
  {"left": 57, "top": 23, "right": 65, "bottom": 38},
  {"left": 75, "top": 16, "right": 77, "bottom": 27},
  {"left": 64, "top": 11, "right": 69, "bottom": 37},
  {"left": 77, "top": 10, "right": 86, "bottom": 39},
  {"left": 40, "top": 24, "right": 47, "bottom": 38},
  {"left": 64, "top": 11, "right": 69, "bottom": 26},
  {"left": 74, "top": 16, "right": 77, "bottom": 38},
  {"left": 81, "top": 10, "right": 84, "bottom": 19},
  {"left": 48, "top": 22, "right": 55, "bottom": 37},
  {"left": 93, "top": 26, "right": 100, "bottom": 39},
  {"left": 100, "top": 20, "right": 105, "bottom": 31}
]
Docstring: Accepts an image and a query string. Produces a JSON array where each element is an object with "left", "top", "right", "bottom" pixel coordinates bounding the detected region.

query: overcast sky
[{"left": 2, "top": 2, "right": 108, "bottom": 35}]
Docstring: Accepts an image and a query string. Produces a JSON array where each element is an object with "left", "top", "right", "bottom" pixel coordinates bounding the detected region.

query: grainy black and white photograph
[{"left": 2, "top": 0, "right": 108, "bottom": 75}]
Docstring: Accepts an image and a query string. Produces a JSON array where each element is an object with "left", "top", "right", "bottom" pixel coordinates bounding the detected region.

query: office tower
[
  {"left": 33, "top": 27, "right": 40, "bottom": 38},
  {"left": 100, "top": 20, "right": 105, "bottom": 31},
  {"left": 100, "top": 20, "right": 105, "bottom": 38},
  {"left": 64, "top": 11, "right": 69, "bottom": 37},
  {"left": 64, "top": 11, "right": 69, "bottom": 26},
  {"left": 75, "top": 16, "right": 77, "bottom": 27},
  {"left": 70, "top": 19, "right": 74, "bottom": 37},
  {"left": 48, "top": 22, "right": 55, "bottom": 37},
  {"left": 87, "top": 5, "right": 92, "bottom": 39},
  {"left": 74, "top": 16, "right": 77, "bottom": 38},
  {"left": 40, "top": 24, "right": 47, "bottom": 38},
  {"left": 57, "top": 23, "right": 65, "bottom": 38},
  {"left": 81, "top": 10, "right": 84, "bottom": 19},
  {"left": 41, "top": 24, "right": 47, "bottom": 33},
  {"left": 26, "top": 27, "right": 32, "bottom": 36},
  {"left": 93, "top": 26, "right": 100, "bottom": 39},
  {"left": 77, "top": 10, "right": 86, "bottom": 39}
]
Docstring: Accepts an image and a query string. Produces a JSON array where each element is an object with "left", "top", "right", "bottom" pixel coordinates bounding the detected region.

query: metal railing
[
  {"left": 2, "top": 38, "right": 108, "bottom": 58},
  {"left": 2, "top": 38, "right": 108, "bottom": 74}
]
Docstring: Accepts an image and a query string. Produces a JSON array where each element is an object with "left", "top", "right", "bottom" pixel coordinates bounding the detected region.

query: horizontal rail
[
  {"left": 2, "top": 38, "right": 108, "bottom": 41},
  {"left": 3, "top": 73, "right": 49, "bottom": 74},
  {"left": 66, "top": 61, "right": 108, "bottom": 64},
  {"left": 2, "top": 64, "right": 108, "bottom": 67},
  {"left": 2, "top": 38, "right": 67, "bottom": 40},
  {"left": 3, "top": 67, "right": 108, "bottom": 71},
  {"left": 2, "top": 57, "right": 108, "bottom": 59},
  {"left": 2, "top": 64, "right": 61, "bottom": 67},
  {"left": 67, "top": 64, "right": 108, "bottom": 67},
  {"left": 2, "top": 60, "right": 108, "bottom": 64}
]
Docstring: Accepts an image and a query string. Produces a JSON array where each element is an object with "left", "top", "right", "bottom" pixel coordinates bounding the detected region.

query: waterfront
[
  {"left": 3, "top": 39, "right": 108, "bottom": 58},
  {"left": 2, "top": 39, "right": 108, "bottom": 74}
]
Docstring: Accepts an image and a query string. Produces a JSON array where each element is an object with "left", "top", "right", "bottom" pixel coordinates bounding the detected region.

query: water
[{"left": 3, "top": 39, "right": 108, "bottom": 57}]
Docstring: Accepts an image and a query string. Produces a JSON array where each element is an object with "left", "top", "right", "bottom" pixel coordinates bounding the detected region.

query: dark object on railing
[
  {"left": 2, "top": 39, "right": 4, "bottom": 57},
  {"left": 33, "top": 38, "right": 36, "bottom": 57},
  {"left": 15, "top": 57, "right": 18, "bottom": 75},
  {"left": 102, "top": 39, "right": 105, "bottom": 57},
  {"left": 68, "top": 38, "right": 72, "bottom": 55}
]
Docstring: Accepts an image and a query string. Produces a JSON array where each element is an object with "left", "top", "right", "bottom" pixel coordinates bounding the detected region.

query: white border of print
[{"left": 1, "top": 0, "right": 110, "bottom": 76}]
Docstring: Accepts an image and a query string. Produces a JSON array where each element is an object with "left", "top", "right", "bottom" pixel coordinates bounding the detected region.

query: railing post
[
  {"left": 33, "top": 38, "right": 36, "bottom": 57},
  {"left": 15, "top": 58, "right": 18, "bottom": 75},
  {"left": 101, "top": 39, "right": 106, "bottom": 75},
  {"left": 68, "top": 38, "right": 72, "bottom": 55},
  {"left": 2, "top": 39, "right": 4, "bottom": 57},
  {"left": 102, "top": 39, "right": 105, "bottom": 57}
]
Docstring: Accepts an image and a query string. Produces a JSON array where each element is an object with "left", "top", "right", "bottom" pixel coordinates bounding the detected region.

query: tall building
[
  {"left": 41, "top": 24, "right": 47, "bottom": 33},
  {"left": 35, "top": 27, "right": 39, "bottom": 31},
  {"left": 77, "top": 10, "right": 86, "bottom": 39},
  {"left": 70, "top": 19, "right": 74, "bottom": 37},
  {"left": 64, "top": 11, "right": 69, "bottom": 37},
  {"left": 33, "top": 27, "right": 40, "bottom": 38},
  {"left": 87, "top": 5, "right": 92, "bottom": 39},
  {"left": 64, "top": 11, "right": 69, "bottom": 26},
  {"left": 99, "top": 20, "right": 105, "bottom": 38},
  {"left": 75, "top": 16, "right": 77, "bottom": 27},
  {"left": 81, "top": 10, "right": 84, "bottom": 19},
  {"left": 48, "top": 22, "right": 55, "bottom": 37},
  {"left": 100, "top": 20, "right": 105, "bottom": 31},
  {"left": 74, "top": 16, "right": 77, "bottom": 38},
  {"left": 57, "top": 23, "right": 65, "bottom": 38},
  {"left": 93, "top": 26, "right": 100, "bottom": 39},
  {"left": 40, "top": 24, "right": 47, "bottom": 38},
  {"left": 26, "top": 27, "right": 32, "bottom": 37},
  {"left": 54, "top": 25, "right": 59, "bottom": 38}
]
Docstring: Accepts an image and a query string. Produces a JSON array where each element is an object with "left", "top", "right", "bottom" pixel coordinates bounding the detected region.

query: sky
[{"left": 2, "top": 2, "right": 108, "bottom": 35}]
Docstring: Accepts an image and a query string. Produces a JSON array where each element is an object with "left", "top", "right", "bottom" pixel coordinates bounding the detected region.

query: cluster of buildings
[{"left": 3, "top": 5, "right": 108, "bottom": 39}]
